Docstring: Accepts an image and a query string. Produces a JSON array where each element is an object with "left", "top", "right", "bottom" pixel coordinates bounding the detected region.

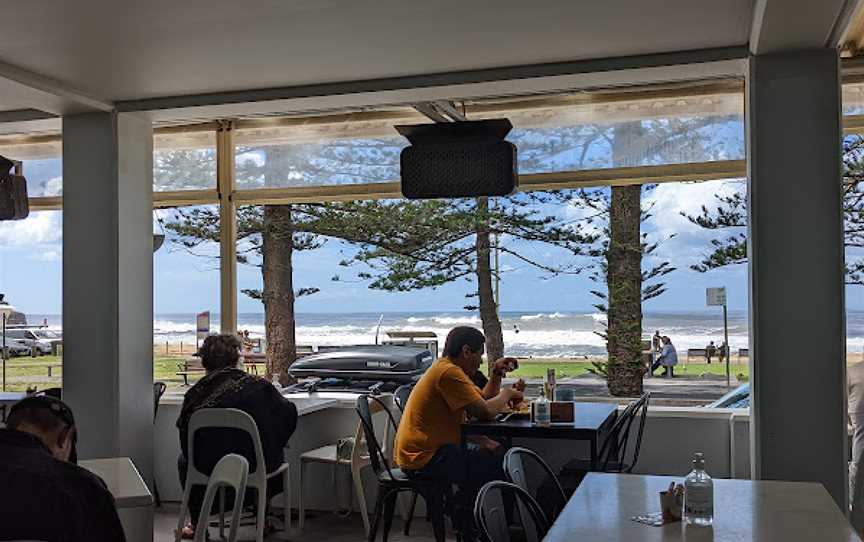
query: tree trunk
[
  {"left": 261, "top": 145, "right": 297, "bottom": 382},
  {"left": 475, "top": 197, "right": 504, "bottom": 365},
  {"left": 606, "top": 123, "right": 644, "bottom": 396},
  {"left": 262, "top": 205, "right": 297, "bottom": 380}
]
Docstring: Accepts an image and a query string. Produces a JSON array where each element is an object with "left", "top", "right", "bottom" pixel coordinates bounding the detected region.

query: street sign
[
  {"left": 706, "top": 287, "right": 727, "bottom": 307},
  {"left": 196, "top": 311, "right": 210, "bottom": 340},
  {"left": 706, "top": 287, "right": 731, "bottom": 388}
]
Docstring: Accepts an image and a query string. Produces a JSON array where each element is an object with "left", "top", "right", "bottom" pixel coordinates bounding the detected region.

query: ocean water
[{"left": 24, "top": 310, "right": 864, "bottom": 358}]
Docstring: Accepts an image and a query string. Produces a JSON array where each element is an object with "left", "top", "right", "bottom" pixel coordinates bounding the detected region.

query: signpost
[
  {"left": 706, "top": 287, "right": 730, "bottom": 388},
  {"left": 196, "top": 311, "right": 210, "bottom": 348}
]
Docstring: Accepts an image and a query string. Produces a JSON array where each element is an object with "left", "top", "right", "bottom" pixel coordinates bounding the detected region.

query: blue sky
[{"left": 0, "top": 177, "right": 858, "bottom": 316}]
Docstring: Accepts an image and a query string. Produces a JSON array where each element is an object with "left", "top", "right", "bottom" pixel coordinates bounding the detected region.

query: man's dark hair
[
  {"left": 198, "top": 333, "right": 241, "bottom": 371},
  {"left": 7, "top": 396, "right": 75, "bottom": 433},
  {"left": 443, "top": 326, "right": 486, "bottom": 358}
]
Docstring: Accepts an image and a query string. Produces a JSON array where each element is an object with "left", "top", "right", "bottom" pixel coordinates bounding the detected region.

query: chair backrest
[
  {"left": 195, "top": 454, "right": 249, "bottom": 542},
  {"left": 474, "top": 481, "right": 549, "bottom": 542},
  {"left": 598, "top": 392, "right": 651, "bottom": 473},
  {"left": 503, "top": 447, "right": 566, "bottom": 522},
  {"left": 35, "top": 387, "right": 61, "bottom": 399},
  {"left": 393, "top": 383, "right": 414, "bottom": 412},
  {"left": 350, "top": 394, "right": 396, "bottom": 466},
  {"left": 355, "top": 394, "right": 401, "bottom": 481},
  {"left": 187, "top": 408, "right": 267, "bottom": 488},
  {"left": 153, "top": 381, "right": 167, "bottom": 419}
]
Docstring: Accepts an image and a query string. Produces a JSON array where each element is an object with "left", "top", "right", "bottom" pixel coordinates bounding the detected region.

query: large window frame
[{"left": 0, "top": 78, "right": 779, "bottom": 333}]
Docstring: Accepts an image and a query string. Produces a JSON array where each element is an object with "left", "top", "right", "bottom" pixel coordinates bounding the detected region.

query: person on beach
[
  {"left": 652, "top": 330, "right": 663, "bottom": 353},
  {"left": 394, "top": 326, "right": 524, "bottom": 536},
  {"left": 0, "top": 396, "right": 125, "bottom": 542},
  {"left": 650, "top": 336, "right": 678, "bottom": 377},
  {"left": 705, "top": 341, "right": 717, "bottom": 364},
  {"left": 176, "top": 334, "right": 298, "bottom": 539}
]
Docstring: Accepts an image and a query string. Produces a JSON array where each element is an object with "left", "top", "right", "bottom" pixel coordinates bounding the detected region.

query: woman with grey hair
[{"left": 176, "top": 334, "right": 298, "bottom": 538}]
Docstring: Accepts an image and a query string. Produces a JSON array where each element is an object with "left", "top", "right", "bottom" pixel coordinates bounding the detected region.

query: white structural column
[
  {"left": 62, "top": 113, "right": 154, "bottom": 482},
  {"left": 747, "top": 50, "right": 847, "bottom": 507}
]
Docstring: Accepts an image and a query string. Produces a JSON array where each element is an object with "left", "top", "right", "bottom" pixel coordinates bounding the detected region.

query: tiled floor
[{"left": 154, "top": 503, "right": 439, "bottom": 541}]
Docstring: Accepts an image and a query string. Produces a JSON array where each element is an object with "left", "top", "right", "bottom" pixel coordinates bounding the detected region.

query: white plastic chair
[
  {"left": 175, "top": 408, "right": 292, "bottom": 542},
  {"left": 194, "top": 454, "right": 249, "bottom": 542},
  {"left": 298, "top": 394, "right": 396, "bottom": 535}
]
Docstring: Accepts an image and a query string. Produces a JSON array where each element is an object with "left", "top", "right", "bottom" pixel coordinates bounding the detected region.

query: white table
[
  {"left": 544, "top": 472, "right": 859, "bottom": 542},
  {"left": 0, "top": 391, "right": 24, "bottom": 423},
  {"left": 80, "top": 457, "right": 153, "bottom": 542}
]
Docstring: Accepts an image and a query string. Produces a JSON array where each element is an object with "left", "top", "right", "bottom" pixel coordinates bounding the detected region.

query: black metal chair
[
  {"left": 36, "top": 387, "right": 62, "bottom": 399},
  {"left": 356, "top": 394, "right": 450, "bottom": 542},
  {"left": 393, "top": 383, "right": 414, "bottom": 412},
  {"left": 561, "top": 392, "right": 651, "bottom": 488},
  {"left": 474, "top": 481, "right": 549, "bottom": 542},
  {"left": 503, "top": 447, "right": 566, "bottom": 523},
  {"left": 154, "top": 381, "right": 167, "bottom": 418},
  {"left": 153, "top": 381, "right": 167, "bottom": 507}
]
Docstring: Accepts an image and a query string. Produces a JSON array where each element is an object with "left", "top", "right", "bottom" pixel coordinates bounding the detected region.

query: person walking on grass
[{"left": 705, "top": 341, "right": 717, "bottom": 364}]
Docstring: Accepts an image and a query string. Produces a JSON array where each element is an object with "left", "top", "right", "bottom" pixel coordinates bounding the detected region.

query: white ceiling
[
  {"left": 0, "top": 1, "right": 753, "bottom": 103},
  {"left": 0, "top": 0, "right": 860, "bottom": 127}
]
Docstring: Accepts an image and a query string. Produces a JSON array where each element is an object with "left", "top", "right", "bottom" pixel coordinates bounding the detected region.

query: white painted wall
[{"left": 153, "top": 398, "right": 754, "bottom": 514}]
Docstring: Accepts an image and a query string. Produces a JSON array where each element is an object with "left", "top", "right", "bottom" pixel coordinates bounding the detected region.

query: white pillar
[
  {"left": 747, "top": 50, "right": 847, "bottom": 507},
  {"left": 62, "top": 113, "right": 154, "bottom": 482}
]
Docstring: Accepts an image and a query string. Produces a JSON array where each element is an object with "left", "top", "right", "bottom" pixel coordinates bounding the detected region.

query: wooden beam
[
  {"left": 29, "top": 160, "right": 748, "bottom": 210},
  {"left": 844, "top": 113, "right": 864, "bottom": 134},
  {"left": 216, "top": 121, "right": 237, "bottom": 334},
  {"left": 153, "top": 190, "right": 219, "bottom": 208},
  {"left": 520, "top": 160, "right": 747, "bottom": 191},
  {"left": 28, "top": 196, "right": 62, "bottom": 211},
  {"left": 233, "top": 182, "right": 402, "bottom": 205},
  {"left": 231, "top": 160, "right": 747, "bottom": 206}
]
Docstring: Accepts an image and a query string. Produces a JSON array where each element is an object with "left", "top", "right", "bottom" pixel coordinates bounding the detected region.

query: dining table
[
  {"left": 80, "top": 457, "right": 154, "bottom": 542},
  {"left": 543, "top": 472, "right": 859, "bottom": 541},
  {"left": 0, "top": 391, "right": 25, "bottom": 423},
  {"left": 461, "top": 401, "right": 618, "bottom": 469}
]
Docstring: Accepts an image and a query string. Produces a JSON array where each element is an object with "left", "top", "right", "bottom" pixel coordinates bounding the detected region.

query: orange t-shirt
[{"left": 394, "top": 357, "right": 484, "bottom": 470}]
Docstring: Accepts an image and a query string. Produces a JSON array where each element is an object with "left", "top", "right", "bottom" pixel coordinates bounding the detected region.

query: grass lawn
[
  {"left": 0, "top": 354, "right": 756, "bottom": 391},
  {"left": 510, "top": 359, "right": 751, "bottom": 381},
  {"left": 0, "top": 354, "right": 195, "bottom": 391}
]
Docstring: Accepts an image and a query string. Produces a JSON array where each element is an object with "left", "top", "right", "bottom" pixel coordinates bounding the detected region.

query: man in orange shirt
[{"left": 394, "top": 326, "right": 523, "bottom": 492}]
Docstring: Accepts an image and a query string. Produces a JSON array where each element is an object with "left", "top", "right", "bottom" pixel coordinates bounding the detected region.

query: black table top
[{"left": 462, "top": 401, "right": 617, "bottom": 439}]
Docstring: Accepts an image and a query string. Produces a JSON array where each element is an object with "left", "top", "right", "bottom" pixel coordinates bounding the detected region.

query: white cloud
[
  {"left": 0, "top": 211, "right": 62, "bottom": 247},
  {"left": 643, "top": 179, "right": 745, "bottom": 269},
  {"left": 42, "top": 177, "right": 62, "bottom": 197}
]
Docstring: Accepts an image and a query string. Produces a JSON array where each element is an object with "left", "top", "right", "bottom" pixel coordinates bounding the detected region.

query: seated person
[
  {"left": 0, "top": 395, "right": 125, "bottom": 542},
  {"left": 176, "top": 334, "right": 298, "bottom": 538},
  {"left": 650, "top": 336, "right": 678, "bottom": 377},
  {"left": 394, "top": 326, "right": 523, "bottom": 526}
]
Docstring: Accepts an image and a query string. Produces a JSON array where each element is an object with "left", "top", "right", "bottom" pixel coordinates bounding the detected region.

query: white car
[{"left": 5, "top": 328, "right": 52, "bottom": 355}]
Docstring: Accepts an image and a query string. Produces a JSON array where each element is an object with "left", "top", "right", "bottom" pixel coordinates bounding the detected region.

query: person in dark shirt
[
  {"left": 176, "top": 334, "right": 298, "bottom": 538},
  {"left": 0, "top": 395, "right": 125, "bottom": 542}
]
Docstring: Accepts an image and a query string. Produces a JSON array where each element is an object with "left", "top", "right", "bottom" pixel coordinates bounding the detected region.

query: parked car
[
  {"left": 5, "top": 328, "right": 52, "bottom": 355},
  {"left": 4, "top": 341, "right": 32, "bottom": 357},
  {"left": 31, "top": 328, "right": 62, "bottom": 354},
  {"left": 706, "top": 383, "right": 750, "bottom": 408}
]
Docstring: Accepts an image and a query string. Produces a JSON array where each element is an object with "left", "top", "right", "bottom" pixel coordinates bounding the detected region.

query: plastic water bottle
[
  {"left": 534, "top": 388, "right": 551, "bottom": 427},
  {"left": 684, "top": 452, "right": 714, "bottom": 526}
]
